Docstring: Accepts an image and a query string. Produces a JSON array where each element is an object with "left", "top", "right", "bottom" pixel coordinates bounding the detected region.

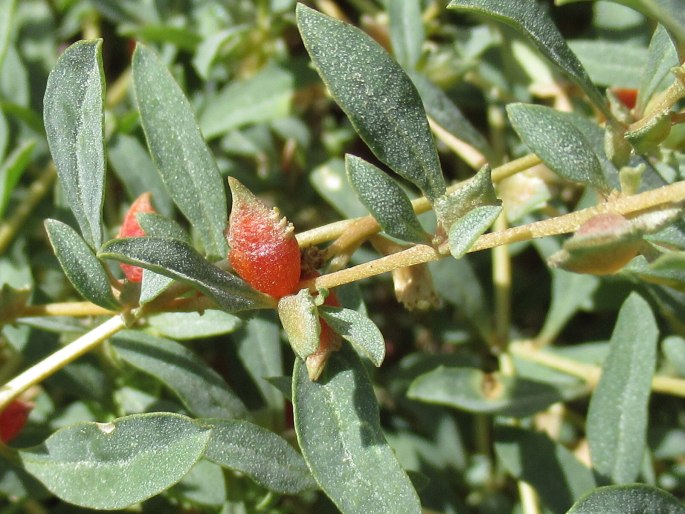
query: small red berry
[
  {"left": 226, "top": 178, "right": 301, "bottom": 298},
  {"left": 117, "top": 192, "right": 155, "bottom": 283},
  {"left": 0, "top": 400, "right": 32, "bottom": 443}
]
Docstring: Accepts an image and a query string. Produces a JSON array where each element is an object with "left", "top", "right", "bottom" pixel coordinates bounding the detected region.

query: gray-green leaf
[
  {"left": 586, "top": 292, "right": 658, "bottom": 484},
  {"left": 112, "top": 331, "right": 248, "bottom": 419},
  {"left": 388, "top": 0, "right": 424, "bottom": 70},
  {"left": 638, "top": 24, "right": 679, "bottom": 114},
  {"left": 297, "top": 4, "right": 446, "bottom": 203},
  {"left": 447, "top": 204, "right": 502, "bottom": 259},
  {"left": 293, "top": 345, "right": 421, "bottom": 514},
  {"left": 132, "top": 44, "right": 227, "bottom": 259},
  {"left": 507, "top": 103, "right": 607, "bottom": 191},
  {"left": 0, "top": 140, "right": 34, "bottom": 218},
  {"left": 346, "top": 155, "right": 427, "bottom": 243},
  {"left": 44, "top": 40, "right": 106, "bottom": 248},
  {"left": 44, "top": 219, "right": 118, "bottom": 310},
  {"left": 448, "top": 0, "right": 610, "bottom": 117},
  {"left": 203, "top": 418, "right": 316, "bottom": 494},
  {"left": 99, "top": 237, "right": 272, "bottom": 313},
  {"left": 567, "top": 484, "right": 685, "bottom": 514},
  {"left": 20, "top": 413, "right": 211, "bottom": 510},
  {"left": 319, "top": 306, "right": 385, "bottom": 367},
  {"left": 277, "top": 289, "right": 320, "bottom": 361}
]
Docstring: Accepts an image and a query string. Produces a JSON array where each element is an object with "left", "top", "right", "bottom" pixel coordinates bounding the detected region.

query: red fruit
[
  {"left": 117, "top": 192, "right": 155, "bottom": 282},
  {"left": 612, "top": 87, "right": 638, "bottom": 110},
  {"left": 226, "top": 178, "right": 301, "bottom": 298},
  {"left": 0, "top": 400, "right": 32, "bottom": 443}
]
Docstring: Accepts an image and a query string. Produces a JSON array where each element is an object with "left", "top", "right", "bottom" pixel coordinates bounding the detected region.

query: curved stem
[{"left": 0, "top": 315, "right": 127, "bottom": 411}]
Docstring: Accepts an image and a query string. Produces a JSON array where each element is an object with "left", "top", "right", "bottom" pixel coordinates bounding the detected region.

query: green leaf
[
  {"left": 319, "top": 306, "right": 385, "bottom": 367},
  {"left": 147, "top": 310, "right": 241, "bottom": 340},
  {"left": 44, "top": 219, "right": 119, "bottom": 310},
  {"left": 638, "top": 25, "right": 679, "bottom": 114},
  {"left": 293, "top": 345, "right": 421, "bottom": 514},
  {"left": 43, "top": 40, "right": 106, "bottom": 248},
  {"left": 99, "top": 237, "right": 272, "bottom": 313},
  {"left": 310, "top": 158, "right": 369, "bottom": 218},
  {"left": 567, "top": 484, "right": 685, "bottom": 514},
  {"left": 388, "top": 0, "right": 424, "bottom": 70},
  {"left": 494, "top": 425, "right": 596, "bottom": 514},
  {"left": 407, "top": 366, "right": 586, "bottom": 417},
  {"left": 0, "top": 139, "right": 34, "bottom": 218},
  {"left": 449, "top": 0, "right": 610, "bottom": 117},
  {"left": 234, "top": 313, "right": 284, "bottom": 410},
  {"left": 587, "top": 292, "right": 658, "bottom": 484},
  {"left": 345, "top": 155, "right": 427, "bottom": 243},
  {"left": 297, "top": 4, "right": 446, "bottom": 203},
  {"left": 132, "top": 43, "right": 228, "bottom": 259},
  {"left": 410, "top": 72, "right": 491, "bottom": 158},
  {"left": 662, "top": 335, "right": 685, "bottom": 377},
  {"left": 277, "top": 289, "right": 320, "bottom": 361},
  {"left": 434, "top": 165, "right": 499, "bottom": 232},
  {"left": 20, "top": 413, "right": 211, "bottom": 510},
  {"left": 200, "top": 62, "right": 297, "bottom": 139},
  {"left": 112, "top": 331, "right": 248, "bottom": 419},
  {"left": 108, "top": 134, "right": 174, "bottom": 217},
  {"left": 0, "top": 0, "right": 15, "bottom": 80},
  {"left": 507, "top": 103, "right": 607, "bottom": 191},
  {"left": 567, "top": 40, "right": 647, "bottom": 88},
  {"left": 447, "top": 204, "right": 502, "bottom": 259},
  {"left": 172, "top": 459, "right": 226, "bottom": 507},
  {"left": 203, "top": 418, "right": 316, "bottom": 494}
]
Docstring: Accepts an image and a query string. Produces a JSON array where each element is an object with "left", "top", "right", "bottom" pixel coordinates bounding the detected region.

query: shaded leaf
[
  {"left": 587, "top": 292, "right": 658, "bottom": 484},
  {"left": 0, "top": 0, "right": 16, "bottom": 70},
  {"left": 567, "top": 484, "right": 685, "bottom": 514},
  {"left": 0, "top": 139, "right": 34, "bottom": 218},
  {"left": 293, "top": 345, "right": 421, "bottom": 513},
  {"left": 662, "top": 335, "right": 685, "bottom": 377},
  {"left": 203, "top": 418, "right": 315, "bottom": 494},
  {"left": 346, "top": 154, "right": 427, "bottom": 243},
  {"left": 112, "top": 331, "right": 247, "bottom": 419},
  {"left": 147, "top": 310, "right": 241, "bottom": 340},
  {"left": 172, "top": 459, "right": 226, "bottom": 507},
  {"left": 20, "top": 413, "right": 211, "bottom": 510},
  {"left": 132, "top": 44, "right": 227, "bottom": 258},
  {"left": 44, "top": 219, "right": 119, "bottom": 310},
  {"left": 297, "top": 4, "right": 446, "bottom": 202},
  {"left": 567, "top": 40, "right": 646, "bottom": 88},
  {"left": 638, "top": 25, "right": 679, "bottom": 114},
  {"left": 99, "top": 237, "right": 273, "bottom": 313},
  {"left": 44, "top": 40, "right": 106, "bottom": 248},
  {"left": 507, "top": 103, "right": 607, "bottom": 191},
  {"left": 388, "top": 0, "right": 424, "bottom": 70},
  {"left": 310, "top": 158, "right": 369, "bottom": 218},
  {"left": 0, "top": 283, "right": 30, "bottom": 324},
  {"left": 319, "top": 306, "right": 385, "bottom": 367},
  {"left": 449, "top": 0, "right": 610, "bottom": 116},
  {"left": 494, "top": 425, "right": 596, "bottom": 514},
  {"left": 407, "top": 366, "right": 586, "bottom": 417}
]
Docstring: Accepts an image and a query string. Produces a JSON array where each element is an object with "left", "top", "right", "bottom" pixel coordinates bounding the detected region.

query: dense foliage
[{"left": 1, "top": 1, "right": 685, "bottom": 513}]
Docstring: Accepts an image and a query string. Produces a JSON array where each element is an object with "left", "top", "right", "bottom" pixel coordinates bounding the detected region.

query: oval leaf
[
  {"left": 293, "top": 344, "right": 421, "bottom": 514},
  {"left": 447, "top": 204, "right": 502, "bottom": 259},
  {"left": 494, "top": 425, "right": 596, "bottom": 514},
  {"left": 318, "top": 305, "right": 385, "bottom": 367},
  {"left": 278, "top": 289, "right": 321, "bottom": 361},
  {"left": 112, "top": 331, "right": 248, "bottom": 419},
  {"left": 20, "top": 413, "right": 211, "bottom": 510},
  {"left": 346, "top": 155, "right": 428, "bottom": 243},
  {"left": 448, "top": 0, "right": 610, "bottom": 117},
  {"left": 99, "top": 237, "right": 273, "bottom": 313},
  {"left": 408, "top": 366, "right": 586, "bottom": 417},
  {"left": 44, "top": 40, "right": 106, "bottom": 248},
  {"left": 507, "top": 103, "right": 607, "bottom": 190},
  {"left": 203, "top": 418, "right": 315, "bottom": 494},
  {"left": 44, "top": 219, "right": 118, "bottom": 310},
  {"left": 297, "top": 4, "right": 446, "bottom": 203},
  {"left": 132, "top": 44, "right": 228, "bottom": 258},
  {"left": 567, "top": 484, "right": 685, "bottom": 514},
  {"left": 587, "top": 292, "right": 658, "bottom": 484}
]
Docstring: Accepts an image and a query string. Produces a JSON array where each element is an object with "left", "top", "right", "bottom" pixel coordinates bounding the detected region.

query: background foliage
[{"left": 1, "top": 0, "right": 685, "bottom": 513}]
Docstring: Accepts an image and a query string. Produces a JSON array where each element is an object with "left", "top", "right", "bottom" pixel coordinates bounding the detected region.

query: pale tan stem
[
  {"left": 0, "top": 315, "right": 127, "bottom": 411},
  {"left": 428, "top": 116, "right": 488, "bottom": 169},
  {"left": 19, "top": 302, "right": 116, "bottom": 318}
]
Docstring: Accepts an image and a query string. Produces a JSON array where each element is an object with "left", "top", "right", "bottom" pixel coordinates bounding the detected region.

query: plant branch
[
  {"left": 0, "top": 315, "right": 128, "bottom": 411},
  {"left": 19, "top": 301, "right": 116, "bottom": 318},
  {"left": 307, "top": 180, "right": 685, "bottom": 290},
  {"left": 510, "top": 341, "right": 685, "bottom": 398},
  {"left": 0, "top": 164, "right": 57, "bottom": 256}
]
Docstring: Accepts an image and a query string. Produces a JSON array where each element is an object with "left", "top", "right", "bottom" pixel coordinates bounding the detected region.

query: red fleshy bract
[
  {"left": 0, "top": 400, "right": 32, "bottom": 443},
  {"left": 117, "top": 192, "right": 155, "bottom": 283}
]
